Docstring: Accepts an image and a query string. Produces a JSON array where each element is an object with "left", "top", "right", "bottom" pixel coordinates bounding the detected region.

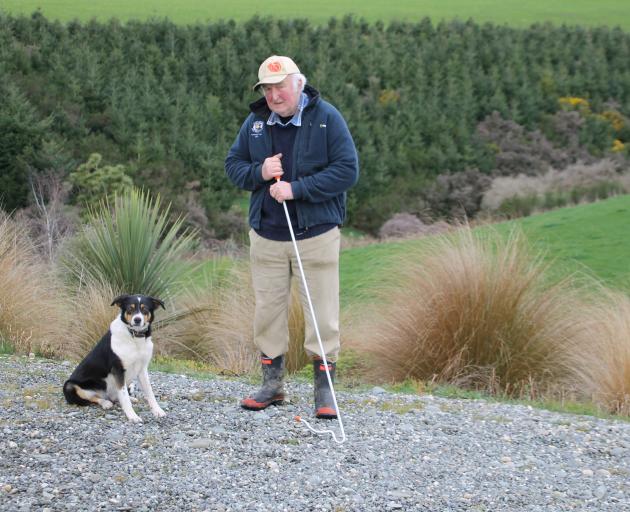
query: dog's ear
[
  {"left": 111, "top": 295, "right": 130, "bottom": 307},
  {"left": 148, "top": 297, "right": 165, "bottom": 310}
]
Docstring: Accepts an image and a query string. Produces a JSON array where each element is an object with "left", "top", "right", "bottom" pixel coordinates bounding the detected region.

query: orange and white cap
[{"left": 253, "top": 55, "right": 301, "bottom": 90}]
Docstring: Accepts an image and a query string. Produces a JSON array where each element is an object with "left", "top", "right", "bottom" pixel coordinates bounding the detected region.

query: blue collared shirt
[{"left": 266, "top": 93, "right": 309, "bottom": 127}]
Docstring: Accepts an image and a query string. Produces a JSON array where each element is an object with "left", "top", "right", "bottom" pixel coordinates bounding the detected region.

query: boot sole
[
  {"left": 240, "top": 395, "right": 286, "bottom": 411},
  {"left": 315, "top": 407, "right": 338, "bottom": 419}
]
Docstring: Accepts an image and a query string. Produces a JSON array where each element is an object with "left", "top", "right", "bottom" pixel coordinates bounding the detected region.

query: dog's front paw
[
  {"left": 100, "top": 399, "right": 113, "bottom": 410},
  {"left": 151, "top": 406, "right": 166, "bottom": 418},
  {"left": 127, "top": 413, "right": 143, "bottom": 423}
]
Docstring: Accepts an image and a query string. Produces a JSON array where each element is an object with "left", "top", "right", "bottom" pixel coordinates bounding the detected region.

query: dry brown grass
[
  {"left": 0, "top": 213, "right": 67, "bottom": 357},
  {"left": 157, "top": 266, "right": 308, "bottom": 375},
  {"left": 481, "top": 159, "right": 630, "bottom": 212},
  {"left": 568, "top": 290, "right": 630, "bottom": 415},
  {"left": 355, "top": 225, "right": 582, "bottom": 395},
  {"left": 63, "top": 279, "right": 122, "bottom": 360}
]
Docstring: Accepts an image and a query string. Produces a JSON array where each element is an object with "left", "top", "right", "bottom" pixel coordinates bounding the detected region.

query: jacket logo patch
[{"left": 251, "top": 121, "right": 264, "bottom": 138}]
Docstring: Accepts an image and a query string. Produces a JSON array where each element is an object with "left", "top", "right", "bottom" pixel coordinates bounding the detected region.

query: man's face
[{"left": 262, "top": 76, "right": 302, "bottom": 118}]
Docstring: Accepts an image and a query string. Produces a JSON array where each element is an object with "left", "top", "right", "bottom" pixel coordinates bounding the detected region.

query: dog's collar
[{"left": 127, "top": 326, "right": 151, "bottom": 338}]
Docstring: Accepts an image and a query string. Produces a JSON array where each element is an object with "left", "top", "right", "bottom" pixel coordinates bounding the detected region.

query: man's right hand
[{"left": 261, "top": 153, "right": 284, "bottom": 181}]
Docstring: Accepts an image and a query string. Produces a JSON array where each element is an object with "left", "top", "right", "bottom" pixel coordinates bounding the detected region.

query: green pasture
[
  {"left": 509, "top": 194, "right": 630, "bottom": 288},
  {"left": 3, "top": 0, "right": 630, "bottom": 30},
  {"left": 339, "top": 195, "right": 630, "bottom": 307}
]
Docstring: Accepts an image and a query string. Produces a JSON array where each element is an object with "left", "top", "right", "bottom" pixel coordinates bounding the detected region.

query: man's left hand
[{"left": 270, "top": 181, "right": 294, "bottom": 203}]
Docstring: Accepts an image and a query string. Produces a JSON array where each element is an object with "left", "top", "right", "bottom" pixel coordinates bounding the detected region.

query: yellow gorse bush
[
  {"left": 559, "top": 96, "right": 591, "bottom": 113},
  {"left": 612, "top": 139, "right": 625, "bottom": 152}
]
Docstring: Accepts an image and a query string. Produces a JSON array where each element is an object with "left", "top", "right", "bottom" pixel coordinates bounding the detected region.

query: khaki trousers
[{"left": 249, "top": 227, "right": 341, "bottom": 361}]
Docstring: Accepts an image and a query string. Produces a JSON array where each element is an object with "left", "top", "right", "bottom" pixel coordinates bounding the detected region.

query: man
[{"left": 225, "top": 55, "right": 359, "bottom": 419}]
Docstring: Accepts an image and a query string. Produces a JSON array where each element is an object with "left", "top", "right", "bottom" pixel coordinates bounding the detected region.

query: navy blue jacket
[{"left": 225, "top": 85, "right": 359, "bottom": 230}]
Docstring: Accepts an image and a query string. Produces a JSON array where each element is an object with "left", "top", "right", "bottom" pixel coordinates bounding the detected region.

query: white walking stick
[{"left": 276, "top": 178, "right": 346, "bottom": 444}]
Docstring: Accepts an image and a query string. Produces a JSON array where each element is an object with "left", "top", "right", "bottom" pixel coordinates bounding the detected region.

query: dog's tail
[{"left": 63, "top": 380, "right": 91, "bottom": 406}]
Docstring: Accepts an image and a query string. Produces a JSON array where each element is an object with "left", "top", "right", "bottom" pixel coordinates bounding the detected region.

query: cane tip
[{"left": 294, "top": 415, "right": 302, "bottom": 422}]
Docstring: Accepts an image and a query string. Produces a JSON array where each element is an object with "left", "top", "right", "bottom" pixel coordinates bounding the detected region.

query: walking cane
[{"left": 275, "top": 177, "right": 346, "bottom": 444}]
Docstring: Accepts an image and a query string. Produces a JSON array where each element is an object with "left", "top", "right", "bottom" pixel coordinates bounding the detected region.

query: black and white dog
[{"left": 63, "top": 294, "right": 166, "bottom": 423}]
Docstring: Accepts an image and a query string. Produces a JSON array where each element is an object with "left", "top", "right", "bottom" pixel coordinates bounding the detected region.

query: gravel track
[{"left": 0, "top": 354, "right": 629, "bottom": 511}]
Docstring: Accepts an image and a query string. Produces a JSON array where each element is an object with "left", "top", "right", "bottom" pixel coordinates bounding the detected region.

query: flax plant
[
  {"left": 358, "top": 226, "right": 580, "bottom": 395},
  {"left": 61, "top": 189, "right": 198, "bottom": 300}
]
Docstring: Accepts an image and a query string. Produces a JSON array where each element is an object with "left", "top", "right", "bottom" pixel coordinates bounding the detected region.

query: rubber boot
[
  {"left": 313, "top": 359, "right": 338, "bottom": 419},
  {"left": 241, "top": 354, "right": 286, "bottom": 410}
]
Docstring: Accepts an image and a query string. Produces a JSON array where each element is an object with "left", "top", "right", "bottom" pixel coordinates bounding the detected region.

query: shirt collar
[{"left": 267, "top": 93, "right": 309, "bottom": 127}]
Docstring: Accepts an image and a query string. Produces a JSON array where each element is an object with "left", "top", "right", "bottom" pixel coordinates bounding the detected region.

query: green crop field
[
  {"left": 2, "top": 0, "right": 630, "bottom": 30},
  {"left": 339, "top": 195, "right": 630, "bottom": 307}
]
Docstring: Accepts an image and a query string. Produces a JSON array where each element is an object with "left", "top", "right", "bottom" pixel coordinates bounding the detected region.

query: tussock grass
[
  {"left": 357, "top": 226, "right": 581, "bottom": 396},
  {"left": 157, "top": 267, "right": 309, "bottom": 375},
  {"left": 157, "top": 267, "right": 257, "bottom": 375},
  {"left": 570, "top": 290, "right": 630, "bottom": 415},
  {"left": 0, "top": 214, "right": 66, "bottom": 356},
  {"left": 63, "top": 279, "right": 121, "bottom": 360}
]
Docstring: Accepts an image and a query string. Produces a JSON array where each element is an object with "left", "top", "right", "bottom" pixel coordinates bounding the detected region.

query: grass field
[
  {"left": 339, "top": 195, "right": 630, "bottom": 307},
  {"left": 2, "top": 0, "right": 630, "bottom": 30}
]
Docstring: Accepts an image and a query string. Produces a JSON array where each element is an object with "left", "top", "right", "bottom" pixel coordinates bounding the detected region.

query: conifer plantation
[{"left": 1, "top": 13, "right": 629, "bottom": 236}]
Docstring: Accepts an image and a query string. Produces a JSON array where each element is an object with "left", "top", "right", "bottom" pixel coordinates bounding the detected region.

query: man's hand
[
  {"left": 270, "top": 180, "right": 294, "bottom": 203},
  {"left": 262, "top": 153, "right": 284, "bottom": 181}
]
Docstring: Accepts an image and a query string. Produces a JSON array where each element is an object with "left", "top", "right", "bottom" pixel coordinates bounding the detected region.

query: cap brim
[{"left": 252, "top": 74, "right": 290, "bottom": 90}]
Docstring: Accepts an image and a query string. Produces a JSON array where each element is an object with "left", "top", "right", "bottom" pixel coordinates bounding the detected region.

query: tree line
[{"left": 1, "top": 12, "right": 629, "bottom": 237}]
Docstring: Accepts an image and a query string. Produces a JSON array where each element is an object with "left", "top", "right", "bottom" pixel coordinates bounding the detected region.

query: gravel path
[{"left": 0, "top": 354, "right": 629, "bottom": 511}]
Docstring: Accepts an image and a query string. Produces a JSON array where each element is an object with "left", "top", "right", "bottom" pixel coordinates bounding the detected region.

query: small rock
[
  {"left": 388, "top": 490, "right": 412, "bottom": 498},
  {"left": 85, "top": 473, "right": 101, "bottom": 483},
  {"left": 189, "top": 439, "right": 212, "bottom": 449},
  {"left": 582, "top": 469, "right": 594, "bottom": 477},
  {"left": 386, "top": 502, "right": 403, "bottom": 510}
]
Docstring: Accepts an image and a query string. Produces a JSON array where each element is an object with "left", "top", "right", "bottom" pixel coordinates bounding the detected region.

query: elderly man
[{"left": 225, "top": 55, "right": 359, "bottom": 419}]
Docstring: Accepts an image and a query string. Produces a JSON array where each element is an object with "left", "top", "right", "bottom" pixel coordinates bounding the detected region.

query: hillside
[
  {"left": 340, "top": 195, "right": 630, "bottom": 307},
  {"left": 2, "top": 0, "right": 630, "bottom": 30}
]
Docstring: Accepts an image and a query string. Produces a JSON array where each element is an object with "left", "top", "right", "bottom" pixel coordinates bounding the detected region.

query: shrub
[
  {"left": 358, "top": 226, "right": 580, "bottom": 395},
  {"left": 481, "top": 158, "right": 630, "bottom": 217},
  {"left": 60, "top": 188, "right": 198, "bottom": 300},
  {"left": 477, "top": 111, "right": 570, "bottom": 176},
  {"left": 68, "top": 153, "right": 133, "bottom": 215},
  {"left": 423, "top": 168, "right": 492, "bottom": 220},
  {"left": 378, "top": 213, "right": 450, "bottom": 239}
]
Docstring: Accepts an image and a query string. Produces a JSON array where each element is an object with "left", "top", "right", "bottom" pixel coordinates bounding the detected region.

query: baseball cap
[{"left": 253, "top": 55, "right": 301, "bottom": 90}]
